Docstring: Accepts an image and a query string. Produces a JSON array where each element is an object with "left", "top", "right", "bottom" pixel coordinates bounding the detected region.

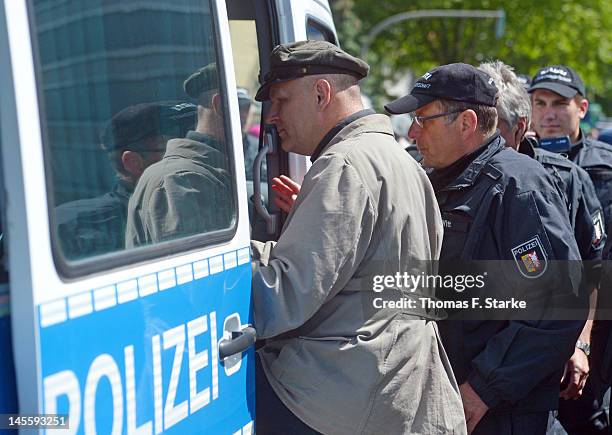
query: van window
[
  {"left": 307, "top": 18, "right": 336, "bottom": 43},
  {"left": 29, "top": 0, "right": 237, "bottom": 270},
  {"left": 229, "top": 17, "right": 265, "bottom": 183},
  {"left": 228, "top": 4, "right": 271, "bottom": 241}
]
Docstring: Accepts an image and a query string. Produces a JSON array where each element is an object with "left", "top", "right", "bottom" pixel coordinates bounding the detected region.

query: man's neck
[
  {"left": 443, "top": 132, "right": 490, "bottom": 166},
  {"left": 321, "top": 105, "right": 364, "bottom": 137},
  {"left": 308, "top": 107, "right": 371, "bottom": 162}
]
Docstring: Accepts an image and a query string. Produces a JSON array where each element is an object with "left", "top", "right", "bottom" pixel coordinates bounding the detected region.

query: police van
[{"left": 0, "top": 0, "right": 338, "bottom": 432}]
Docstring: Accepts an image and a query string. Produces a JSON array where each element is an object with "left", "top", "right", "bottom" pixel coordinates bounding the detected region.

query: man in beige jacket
[{"left": 251, "top": 40, "right": 466, "bottom": 435}]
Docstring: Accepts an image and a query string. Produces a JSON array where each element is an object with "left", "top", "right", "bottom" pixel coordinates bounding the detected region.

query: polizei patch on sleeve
[{"left": 511, "top": 236, "right": 548, "bottom": 279}]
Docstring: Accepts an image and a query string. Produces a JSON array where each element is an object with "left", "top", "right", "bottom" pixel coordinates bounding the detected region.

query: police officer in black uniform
[
  {"left": 55, "top": 101, "right": 196, "bottom": 260},
  {"left": 479, "top": 60, "right": 606, "bottom": 416},
  {"left": 386, "top": 63, "right": 587, "bottom": 435},
  {"left": 529, "top": 65, "right": 612, "bottom": 434}
]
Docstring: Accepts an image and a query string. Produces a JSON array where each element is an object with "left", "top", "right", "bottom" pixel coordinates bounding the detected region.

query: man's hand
[
  {"left": 459, "top": 382, "right": 488, "bottom": 434},
  {"left": 560, "top": 348, "right": 589, "bottom": 400},
  {"left": 272, "top": 175, "right": 301, "bottom": 213}
]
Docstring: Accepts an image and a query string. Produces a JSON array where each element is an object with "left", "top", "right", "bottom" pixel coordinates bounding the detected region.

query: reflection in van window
[
  {"left": 55, "top": 101, "right": 197, "bottom": 258},
  {"left": 126, "top": 64, "right": 234, "bottom": 247},
  {"left": 30, "top": 0, "right": 236, "bottom": 263}
]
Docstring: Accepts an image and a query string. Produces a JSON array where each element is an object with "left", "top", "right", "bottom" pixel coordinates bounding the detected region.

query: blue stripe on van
[{"left": 39, "top": 247, "right": 251, "bottom": 327}]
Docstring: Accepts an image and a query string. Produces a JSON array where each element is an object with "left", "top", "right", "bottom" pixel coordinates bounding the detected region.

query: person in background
[
  {"left": 386, "top": 62, "right": 586, "bottom": 435},
  {"left": 479, "top": 60, "right": 605, "bottom": 416},
  {"left": 529, "top": 64, "right": 612, "bottom": 435}
]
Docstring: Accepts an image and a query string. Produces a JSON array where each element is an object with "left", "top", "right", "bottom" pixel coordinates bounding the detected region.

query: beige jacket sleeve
[{"left": 251, "top": 154, "right": 376, "bottom": 339}]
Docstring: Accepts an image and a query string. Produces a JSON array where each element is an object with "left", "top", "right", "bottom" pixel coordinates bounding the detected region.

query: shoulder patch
[
  {"left": 511, "top": 236, "right": 548, "bottom": 279},
  {"left": 592, "top": 210, "right": 605, "bottom": 249}
]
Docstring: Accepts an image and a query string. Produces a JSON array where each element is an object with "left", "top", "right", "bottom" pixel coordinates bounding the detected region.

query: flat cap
[
  {"left": 101, "top": 101, "right": 197, "bottom": 150},
  {"left": 255, "top": 40, "right": 369, "bottom": 101},
  {"left": 184, "top": 63, "right": 219, "bottom": 99},
  {"left": 385, "top": 63, "right": 498, "bottom": 114}
]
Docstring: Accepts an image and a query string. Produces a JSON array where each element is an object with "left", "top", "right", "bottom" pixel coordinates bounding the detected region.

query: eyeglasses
[{"left": 411, "top": 110, "right": 462, "bottom": 128}]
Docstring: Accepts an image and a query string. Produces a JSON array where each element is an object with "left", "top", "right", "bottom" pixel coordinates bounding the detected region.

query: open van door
[
  {"left": 0, "top": 0, "right": 255, "bottom": 432},
  {"left": 227, "top": 0, "right": 338, "bottom": 241}
]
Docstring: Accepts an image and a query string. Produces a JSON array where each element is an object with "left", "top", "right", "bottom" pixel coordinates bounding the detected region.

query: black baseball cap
[
  {"left": 255, "top": 40, "right": 369, "bottom": 102},
  {"left": 385, "top": 63, "right": 498, "bottom": 114},
  {"left": 528, "top": 65, "right": 585, "bottom": 98},
  {"left": 101, "top": 101, "right": 197, "bottom": 150}
]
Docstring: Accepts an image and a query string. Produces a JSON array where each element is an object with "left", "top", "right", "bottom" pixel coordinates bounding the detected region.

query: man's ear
[
  {"left": 515, "top": 117, "right": 529, "bottom": 145},
  {"left": 122, "top": 150, "right": 144, "bottom": 178},
  {"left": 212, "top": 92, "right": 222, "bottom": 115},
  {"left": 460, "top": 109, "right": 478, "bottom": 138},
  {"left": 314, "top": 79, "right": 332, "bottom": 110},
  {"left": 577, "top": 97, "right": 589, "bottom": 120}
]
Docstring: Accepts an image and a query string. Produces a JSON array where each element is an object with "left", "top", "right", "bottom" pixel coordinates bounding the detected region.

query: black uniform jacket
[
  {"left": 433, "top": 133, "right": 587, "bottom": 413},
  {"left": 520, "top": 137, "right": 604, "bottom": 287},
  {"left": 568, "top": 133, "right": 612, "bottom": 234}
]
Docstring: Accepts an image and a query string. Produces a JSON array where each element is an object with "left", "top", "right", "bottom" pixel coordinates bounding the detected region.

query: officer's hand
[
  {"left": 560, "top": 349, "right": 589, "bottom": 400},
  {"left": 459, "top": 382, "right": 489, "bottom": 434},
  {"left": 272, "top": 175, "right": 300, "bottom": 213}
]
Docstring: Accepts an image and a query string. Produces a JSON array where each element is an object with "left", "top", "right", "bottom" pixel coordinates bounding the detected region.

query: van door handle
[
  {"left": 218, "top": 325, "right": 257, "bottom": 360},
  {"left": 253, "top": 125, "right": 278, "bottom": 235}
]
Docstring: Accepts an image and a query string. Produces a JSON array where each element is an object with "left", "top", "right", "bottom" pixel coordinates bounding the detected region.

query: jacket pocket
[
  {"left": 440, "top": 211, "right": 472, "bottom": 261},
  {"left": 268, "top": 340, "right": 304, "bottom": 383}
]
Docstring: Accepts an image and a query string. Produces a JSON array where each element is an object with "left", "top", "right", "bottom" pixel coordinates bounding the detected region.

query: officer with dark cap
[
  {"left": 479, "top": 60, "right": 606, "bottom": 411},
  {"left": 386, "top": 62, "right": 587, "bottom": 435},
  {"left": 55, "top": 101, "right": 196, "bottom": 260},
  {"left": 529, "top": 64, "right": 612, "bottom": 435},
  {"left": 529, "top": 65, "right": 612, "bottom": 257},
  {"left": 250, "top": 40, "right": 466, "bottom": 435},
  {"left": 126, "top": 63, "right": 233, "bottom": 247}
]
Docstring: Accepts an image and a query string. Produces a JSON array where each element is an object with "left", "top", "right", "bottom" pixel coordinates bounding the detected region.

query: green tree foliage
[{"left": 331, "top": 0, "right": 612, "bottom": 113}]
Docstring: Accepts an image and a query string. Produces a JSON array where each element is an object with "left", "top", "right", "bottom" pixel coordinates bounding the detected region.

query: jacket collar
[
  {"left": 439, "top": 133, "right": 505, "bottom": 191},
  {"left": 310, "top": 109, "right": 375, "bottom": 162},
  {"left": 567, "top": 128, "right": 586, "bottom": 160},
  {"left": 571, "top": 128, "right": 585, "bottom": 148},
  {"left": 113, "top": 178, "right": 134, "bottom": 201},
  {"left": 185, "top": 131, "right": 225, "bottom": 153},
  {"left": 164, "top": 134, "right": 226, "bottom": 167},
  {"left": 517, "top": 136, "right": 538, "bottom": 159},
  {"left": 311, "top": 112, "right": 396, "bottom": 161}
]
